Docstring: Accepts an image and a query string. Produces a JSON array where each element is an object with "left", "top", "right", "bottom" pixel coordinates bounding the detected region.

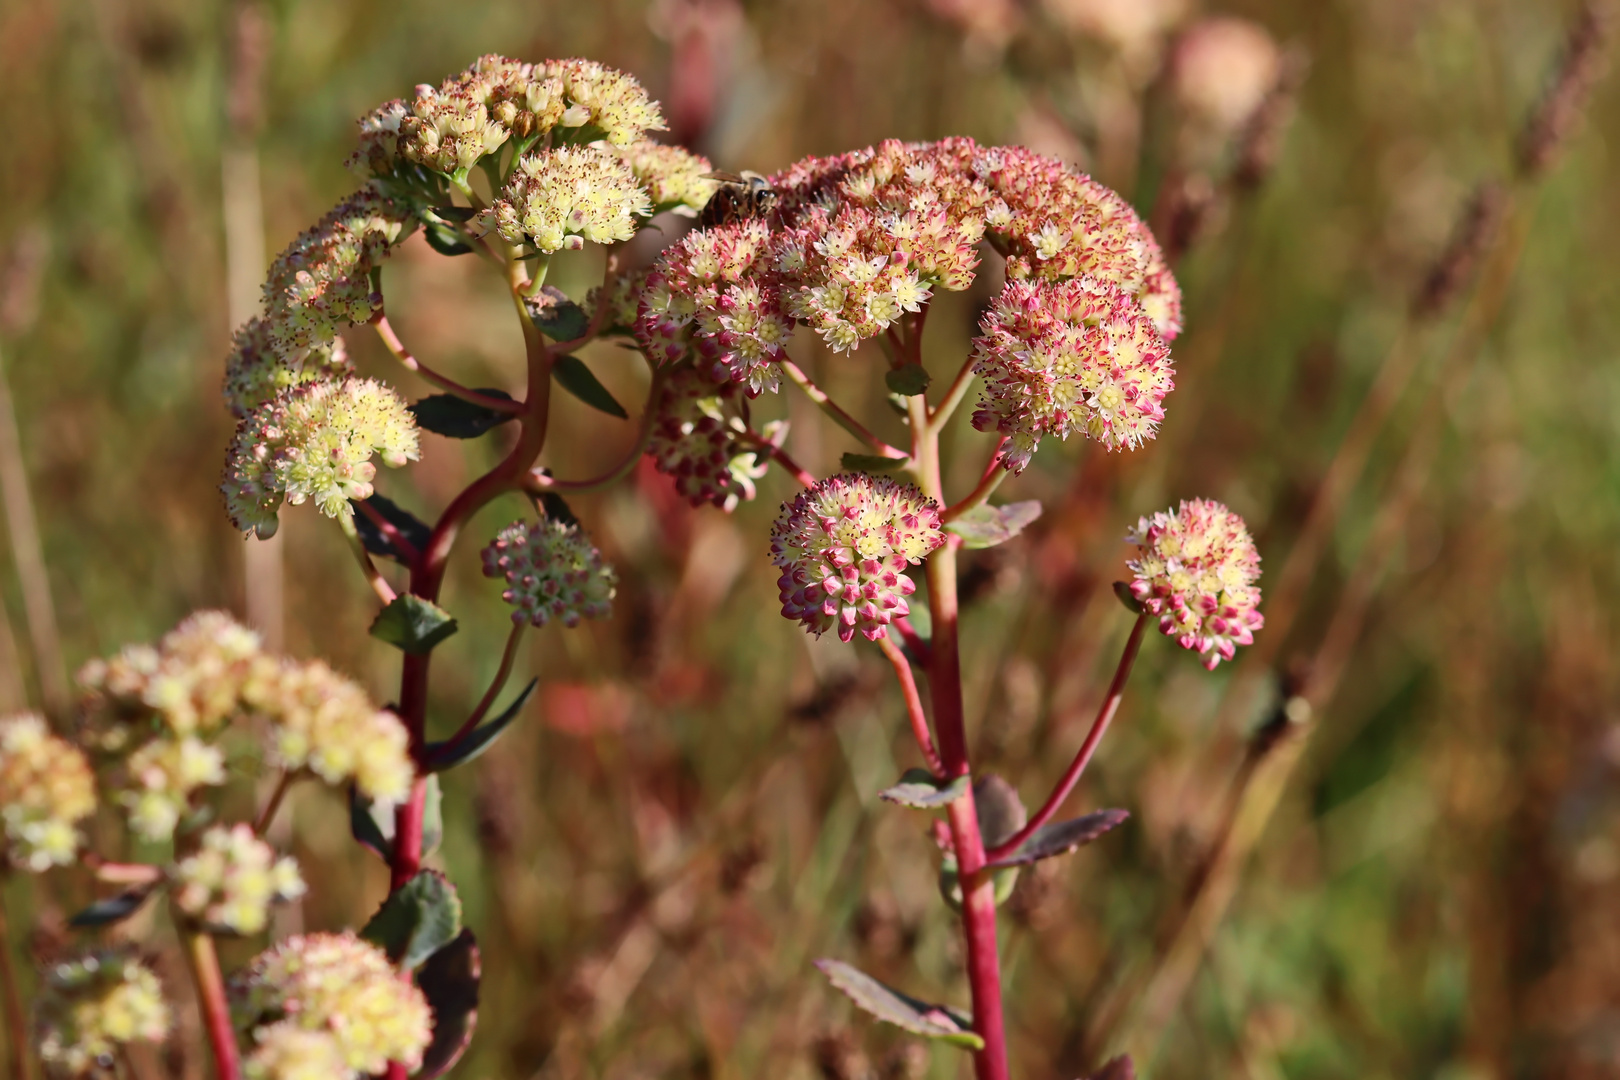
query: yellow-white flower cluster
[
  {"left": 173, "top": 824, "right": 306, "bottom": 935},
  {"left": 484, "top": 145, "right": 652, "bottom": 253},
  {"left": 0, "top": 714, "right": 95, "bottom": 872},
  {"left": 35, "top": 954, "right": 171, "bottom": 1076}
]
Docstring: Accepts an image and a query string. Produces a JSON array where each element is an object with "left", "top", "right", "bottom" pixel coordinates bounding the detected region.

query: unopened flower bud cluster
[
  {"left": 234, "top": 932, "right": 433, "bottom": 1077},
  {"left": 35, "top": 953, "right": 171, "bottom": 1075},
  {"left": 223, "top": 319, "right": 355, "bottom": 421},
  {"left": 481, "top": 519, "right": 617, "bottom": 628},
  {"left": 173, "top": 824, "right": 306, "bottom": 935},
  {"left": 770, "top": 474, "right": 945, "bottom": 643},
  {"left": 0, "top": 715, "right": 95, "bottom": 872},
  {"left": 1127, "top": 498, "right": 1265, "bottom": 669},
  {"left": 646, "top": 364, "right": 779, "bottom": 510}
]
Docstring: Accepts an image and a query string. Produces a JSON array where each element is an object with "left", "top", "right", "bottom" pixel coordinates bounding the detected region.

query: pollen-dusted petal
[
  {"left": 1126, "top": 498, "right": 1264, "bottom": 669},
  {"left": 769, "top": 474, "right": 944, "bottom": 643},
  {"left": 481, "top": 519, "right": 617, "bottom": 628}
]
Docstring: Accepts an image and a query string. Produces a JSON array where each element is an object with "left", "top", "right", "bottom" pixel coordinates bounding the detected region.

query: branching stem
[
  {"left": 438, "top": 621, "right": 526, "bottom": 752},
  {"left": 372, "top": 314, "right": 524, "bottom": 415},
  {"left": 877, "top": 635, "right": 945, "bottom": 776},
  {"left": 780, "top": 357, "right": 906, "bottom": 459}
]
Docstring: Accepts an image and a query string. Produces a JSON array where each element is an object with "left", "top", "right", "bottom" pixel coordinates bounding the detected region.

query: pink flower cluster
[
  {"left": 971, "top": 276, "right": 1174, "bottom": 472},
  {"left": 770, "top": 474, "right": 945, "bottom": 643},
  {"left": 645, "top": 364, "right": 779, "bottom": 511},
  {"left": 1126, "top": 498, "right": 1264, "bottom": 669},
  {"left": 481, "top": 519, "right": 616, "bottom": 628}
]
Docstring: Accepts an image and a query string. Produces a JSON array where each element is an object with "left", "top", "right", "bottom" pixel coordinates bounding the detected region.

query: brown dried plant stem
[
  {"left": 178, "top": 922, "right": 241, "bottom": 1080},
  {"left": 0, "top": 890, "right": 29, "bottom": 1080}
]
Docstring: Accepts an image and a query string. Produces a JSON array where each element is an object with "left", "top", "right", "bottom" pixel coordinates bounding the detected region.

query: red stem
[
  {"left": 437, "top": 621, "right": 525, "bottom": 753},
  {"left": 180, "top": 928, "right": 240, "bottom": 1080},
  {"left": 877, "top": 635, "right": 944, "bottom": 776},
  {"left": 986, "top": 613, "right": 1148, "bottom": 862},
  {"left": 355, "top": 498, "right": 420, "bottom": 563}
]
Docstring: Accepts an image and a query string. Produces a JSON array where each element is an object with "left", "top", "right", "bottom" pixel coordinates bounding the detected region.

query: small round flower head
[
  {"left": 173, "top": 824, "right": 306, "bottom": 935},
  {"left": 35, "top": 953, "right": 171, "bottom": 1076},
  {"left": 769, "top": 474, "right": 945, "bottom": 643},
  {"left": 972, "top": 276, "right": 1175, "bottom": 471},
  {"left": 539, "top": 58, "right": 666, "bottom": 145},
  {"left": 635, "top": 219, "right": 794, "bottom": 393},
  {"left": 1127, "top": 498, "right": 1264, "bottom": 669},
  {"left": 484, "top": 145, "right": 651, "bottom": 253},
  {"left": 78, "top": 610, "right": 264, "bottom": 739},
  {"left": 645, "top": 363, "right": 778, "bottom": 510},
  {"left": 244, "top": 1023, "right": 350, "bottom": 1080},
  {"left": 223, "top": 318, "right": 354, "bottom": 421},
  {"left": 481, "top": 519, "right": 617, "bottom": 628},
  {"left": 396, "top": 71, "right": 510, "bottom": 176},
  {"left": 0, "top": 715, "right": 95, "bottom": 872},
  {"left": 616, "top": 141, "right": 718, "bottom": 215},
  {"left": 120, "top": 736, "right": 227, "bottom": 841},
  {"left": 1170, "top": 17, "right": 1281, "bottom": 133},
  {"left": 241, "top": 659, "right": 414, "bottom": 803},
  {"left": 261, "top": 188, "right": 413, "bottom": 355},
  {"left": 234, "top": 933, "right": 432, "bottom": 1076},
  {"left": 221, "top": 377, "right": 420, "bottom": 539}
]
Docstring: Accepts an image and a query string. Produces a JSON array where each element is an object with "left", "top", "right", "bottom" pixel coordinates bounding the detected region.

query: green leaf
[
  {"left": 814, "top": 959, "right": 983, "bottom": 1050},
  {"left": 351, "top": 495, "right": 432, "bottom": 563},
  {"left": 361, "top": 870, "right": 463, "bottom": 972},
  {"left": 1112, "top": 581, "right": 1145, "bottom": 615},
  {"left": 370, "top": 596, "right": 459, "bottom": 655},
  {"left": 409, "top": 391, "right": 518, "bottom": 439},
  {"left": 985, "top": 809, "right": 1129, "bottom": 870},
  {"left": 526, "top": 286, "right": 590, "bottom": 342},
  {"left": 429, "top": 205, "right": 478, "bottom": 223},
  {"left": 885, "top": 363, "right": 932, "bottom": 397},
  {"left": 973, "top": 774, "right": 1028, "bottom": 848},
  {"left": 879, "top": 769, "right": 969, "bottom": 809},
  {"left": 840, "top": 453, "right": 908, "bottom": 473},
  {"left": 944, "top": 500, "right": 1043, "bottom": 549},
  {"left": 422, "top": 222, "right": 474, "bottom": 256},
  {"left": 426, "top": 679, "right": 538, "bottom": 771},
  {"left": 416, "top": 930, "right": 481, "bottom": 1078},
  {"left": 553, "top": 355, "right": 628, "bottom": 419},
  {"left": 350, "top": 775, "right": 443, "bottom": 862},
  {"left": 69, "top": 888, "right": 155, "bottom": 929}
]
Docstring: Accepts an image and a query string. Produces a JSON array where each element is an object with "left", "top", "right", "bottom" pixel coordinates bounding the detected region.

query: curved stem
[
  {"left": 929, "top": 352, "right": 979, "bottom": 431},
  {"left": 438, "top": 621, "right": 525, "bottom": 752},
  {"left": 354, "top": 498, "right": 420, "bottom": 565},
  {"left": 338, "top": 513, "right": 396, "bottom": 605},
  {"left": 877, "top": 635, "right": 945, "bottom": 776},
  {"left": 372, "top": 314, "right": 524, "bottom": 415},
  {"left": 527, "top": 367, "right": 665, "bottom": 495},
  {"left": 987, "top": 613, "right": 1148, "bottom": 862},
  {"left": 179, "top": 923, "right": 241, "bottom": 1080},
  {"left": 941, "top": 440, "right": 1009, "bottom": 523},
  {"left": 779, "top": 357, "right": 907, "bottom": 459},
  {"left": 252, "top": 770, "right": 294, "bottom": 836},
  {"left": 737, "top": 431, "right": 816, "bottom": 488}
]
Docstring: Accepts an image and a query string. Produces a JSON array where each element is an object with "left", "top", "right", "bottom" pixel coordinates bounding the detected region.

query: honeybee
[{"left": 698, "top": 170, "right": 778, "bottom": 228}]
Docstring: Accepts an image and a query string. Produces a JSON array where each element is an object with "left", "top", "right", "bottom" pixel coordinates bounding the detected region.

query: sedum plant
[{"left": 0, "top": 52, "right": 1267, "bottom": 1080}]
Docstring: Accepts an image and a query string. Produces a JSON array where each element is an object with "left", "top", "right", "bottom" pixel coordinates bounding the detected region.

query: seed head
[
  {"left": 972, "top": 276, "right": 1174, "bottom": 471},
  {"left": 35, "top": 953, "right": 171, "bottom": 1075},
  {"left": 0, "top": 715, "right": 94, "bottom": 872},
  {"left": 485, "top": 145, "right": 651, "bottom": 253},
  {"left": 221, "top": 377, "right": 420, "bottom": 540},
  {"left": 645, "top": 363, "right": 779, "bottom": 510},
  {"left": 481, "top": 519, "right": 617, "bottom": 628},
  {"left": 173, "top": 824, "right": 306, "bottom": 935},
  {"left": 770, "top": 474, "right": 945, "bottom": 643},
  {"left": 224, "top": 318, "right": 354, "bottom": 421},
  {"left": 234, "top": 933, "right": 432, "bottom": 1077},
  {"left": 1127, "top": 498, "right": 1264, "bottom": 669}
]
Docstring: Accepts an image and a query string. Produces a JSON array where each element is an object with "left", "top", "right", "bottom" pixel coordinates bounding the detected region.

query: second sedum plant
[{"left": 6, "top": 51, "right": 1268, "bottom": 1080}]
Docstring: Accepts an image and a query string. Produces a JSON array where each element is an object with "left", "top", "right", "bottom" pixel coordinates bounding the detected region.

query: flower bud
[
  {"left": 645, "top": 363, "right": 778, "bottom": 510},
  {"left": 0, "top": 715, "right": 94, "bottom": 872},
  {"left": 481, "top": 519, "right": 617, "bottom": 628},
  {"left": 173, "top": 824, "right": 306, "bottom": 935},
  {"left": 541, "top": 58, "right": 666, "bottom": 145},
  {"left": 770, "top": 474, "right": 945, "bottom": 643},
  {"left": 1127, "top": 498, "right": 1264, "bottom": 669},
  {"left": 36, "top": 953, "right": 171, "bottom": 1075}
]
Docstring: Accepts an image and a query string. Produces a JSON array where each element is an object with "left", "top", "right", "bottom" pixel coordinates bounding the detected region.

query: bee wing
[{"left": 702, "top": 171, "right": 747, "bottom": 184}]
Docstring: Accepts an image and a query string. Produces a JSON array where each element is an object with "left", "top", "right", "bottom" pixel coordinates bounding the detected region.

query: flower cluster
[
  {"left": 242, "top": 658, "right": 415, "bottom": 803},
  {"left": 223, "top": 318, "right": 355, "bottom": 421},
  {"left": 221, "top": 377, "right": 420, "bottom": 540},
  {"left": 173, "top": 825, "right": 306, "bottom": 935},
  {"left": 351, "top": 55, "right": 665, "bottom": 180},
  {"left": 261, "top": 188, "right": 413, "bottom": 356},
  {"left": 1170, "top": 17, "right": 1281, "bottom": 133},
  {"left": 617, "top": 141, "right": 717, "bottom": 215},
  {"left": 770, "top": 474, "right": 945, "bottom": 643},
  {"left": 234, "top": 933, "right": 433, "bottom": 1077},
  {"left": 483, "top": 145, "right": 652, "bottom": 253},
  {"left": 78, "top": 612, "right": 414, "bottom": 838},
  {"left": 645, "top": 364, "right": 779, "bottom": 510},
  {"left": 1127, "top": 498, "right": 1264, "bottom": 669},
  {"left": 35, "top": 954, "right": 171, "bottom": 1075},
  {"left": 971, "top": 276, "right": 1175, "bottom": 471},
  {"left": 635, "top": 219, "right": 795, "bottom": 392},
  {"left": 0, "top": 715, "right": 95, "bottom": 872},
  {"left": 481, "top": 519, "right": 617, "bottom": 628}
]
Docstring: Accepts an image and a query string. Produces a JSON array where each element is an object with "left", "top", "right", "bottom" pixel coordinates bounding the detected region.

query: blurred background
[{"left": 1, "top": 0, "right": 1618, "bottom": 1076}]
